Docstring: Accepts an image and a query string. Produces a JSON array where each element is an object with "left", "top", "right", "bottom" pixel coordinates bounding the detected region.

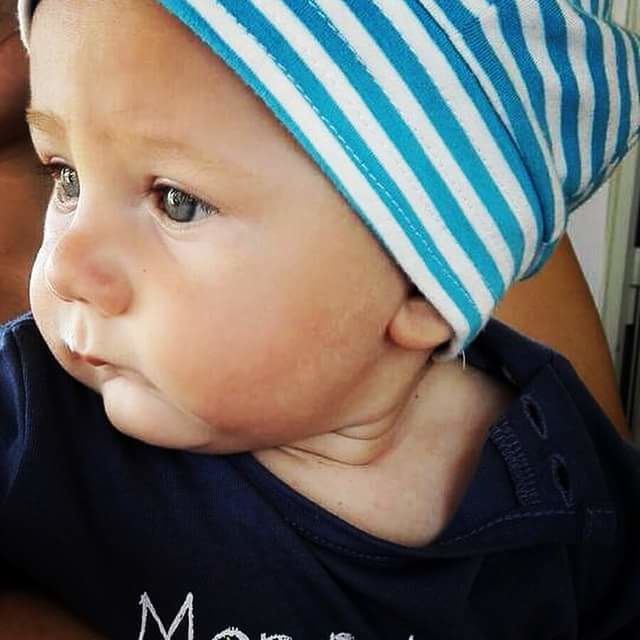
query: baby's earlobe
[{"left": 387, "top": 295, "right": 452, "bottom": 351}]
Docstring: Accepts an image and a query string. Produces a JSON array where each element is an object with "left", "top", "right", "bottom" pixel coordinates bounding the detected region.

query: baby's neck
[
  {"left": 264, "top": 358, "right": 514, "bottom": 469},
  {"left": 252, "top": 359, "right": 516, "bottom": 547}
]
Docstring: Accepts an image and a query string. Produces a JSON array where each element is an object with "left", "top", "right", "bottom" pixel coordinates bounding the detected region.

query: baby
[{"left": 1, "top": 0, "right": 640, "bottom": 637}]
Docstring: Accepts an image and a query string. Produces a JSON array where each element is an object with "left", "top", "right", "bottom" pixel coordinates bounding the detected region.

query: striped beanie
[{"left": 18, "top": 0, "right": 640, "bottom": 360}]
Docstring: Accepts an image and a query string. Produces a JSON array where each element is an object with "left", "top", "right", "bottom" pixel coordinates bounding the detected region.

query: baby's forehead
[{"left": 28, "top": 0, "right": 309, "bottom": 180}]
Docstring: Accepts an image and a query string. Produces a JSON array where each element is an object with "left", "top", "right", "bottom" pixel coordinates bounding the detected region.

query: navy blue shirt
[{"left": 1, "top": 313, "right": 639, "bottom": 639}]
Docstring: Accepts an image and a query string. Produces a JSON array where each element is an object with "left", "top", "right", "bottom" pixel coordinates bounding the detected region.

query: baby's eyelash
[
  {"left": 37, "top": 161, "right": 65, "bottom": 182},
  {"left": 37, "top": 162, "right": 78, "bottom": 194},
  {"left": 37, "top": 161, "right": 79, "bottom": 212},
  {"left": 151, "top": 184, "right": 219, "bottom": 219},
  {"left": 36, "top": 161, "right": 220, "bottom": 225}
]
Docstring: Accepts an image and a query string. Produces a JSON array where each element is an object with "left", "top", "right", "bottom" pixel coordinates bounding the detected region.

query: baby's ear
[{"left": 387, "top": 292, "right": 452, "bottom": 351}]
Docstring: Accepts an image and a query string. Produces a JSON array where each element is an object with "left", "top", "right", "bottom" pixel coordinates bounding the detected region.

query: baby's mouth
[
  {"left": 70, "top": 351, "right": 108, "bottom": 367},
  {"left": 67, "top": 347, "right": 111, "bottom": 372},
  {"left": 65, "top": 347, "right": 147, "bottom": 389}
]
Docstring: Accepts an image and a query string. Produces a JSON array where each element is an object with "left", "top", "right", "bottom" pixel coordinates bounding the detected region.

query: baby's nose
[{"left": 44, "top": 222, "right": 133, "bottom": 317}]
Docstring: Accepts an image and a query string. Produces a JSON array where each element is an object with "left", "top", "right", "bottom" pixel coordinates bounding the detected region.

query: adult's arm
[
  {"left": 0, "top": 591, "right": 103, "bottom": 640},
  {"left": 0, "top": 8, "right": 43, "bottom": 324},
  {"left": 494, "top": 233, "right": 630, "bottom": 440},
  {"left": 0, "top": 139, "right": 45, "bottom": 324}
]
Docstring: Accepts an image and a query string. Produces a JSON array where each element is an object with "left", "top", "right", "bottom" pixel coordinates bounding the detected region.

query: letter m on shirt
[{"left": 138, "top": 592, "right": 194, "bottom": 640}]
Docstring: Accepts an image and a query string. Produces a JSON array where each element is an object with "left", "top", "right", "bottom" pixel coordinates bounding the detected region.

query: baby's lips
[
  {"left": 81, "top": 354, "right": 108, "bottom": 367},
  {"left": 68, "top": 350, "right": 108, "bottom": 367}
]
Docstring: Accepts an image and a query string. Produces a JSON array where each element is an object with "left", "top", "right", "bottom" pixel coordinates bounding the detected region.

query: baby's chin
[
  {"left": 99, "top": 371, "right": 265, "bottom": 455},
  {"left": 101, "top": 374, "right": 204, "bottom": 448}
]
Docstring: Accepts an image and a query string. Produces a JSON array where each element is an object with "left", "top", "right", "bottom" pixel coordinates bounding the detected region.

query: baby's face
[{"left": 27, "top": 0, "right": 409, "bottom": 453}]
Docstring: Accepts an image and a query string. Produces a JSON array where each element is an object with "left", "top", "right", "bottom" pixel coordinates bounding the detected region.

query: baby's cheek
[
  {"left": 29, "top": 249, "right": 55, "bottom": 340},
  {"left": 145, "top": 338, "right": 296, "bottom": 445}
]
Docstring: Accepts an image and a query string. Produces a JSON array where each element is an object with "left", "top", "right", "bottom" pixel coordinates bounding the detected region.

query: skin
[
  {"left": 0, "top": 0, "right": 29, "bottom": 148},
  {"left": 0, "top": 143, "right": 45, "bottom": 317},
  {"left": 0, "top": 592, "right": 102, "bottom": 640},
  {"left": 0, "top": 0, "right": 629, "bottom": 635}
]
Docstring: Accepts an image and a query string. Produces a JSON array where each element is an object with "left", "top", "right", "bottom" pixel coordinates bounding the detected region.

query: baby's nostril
[{"left": 523, "top": 395, "right": 547, "bottom": 439}]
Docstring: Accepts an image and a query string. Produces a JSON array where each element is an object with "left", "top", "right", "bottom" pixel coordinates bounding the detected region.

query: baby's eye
[
  {"left": 39, "top": 163, "right": 80, "bottom": 210},
  {"left": 155, "top": 186, "right": 219, "bottom": 225},
  {"left": 37, "top": 162, "right": 218, "bottom": 226}
]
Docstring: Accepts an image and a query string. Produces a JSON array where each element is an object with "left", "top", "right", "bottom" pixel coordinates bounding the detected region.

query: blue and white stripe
[{"left": 18, "top": 0, "right": 640, "bottom": 358}]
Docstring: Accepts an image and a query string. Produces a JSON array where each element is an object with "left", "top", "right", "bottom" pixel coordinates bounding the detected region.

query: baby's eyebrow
[
  {"left": 25, "top": 107, "right": 256, "bottom": 183},
  {"left": 25, "top": 107, "right": 65, "bottom": 139}
]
